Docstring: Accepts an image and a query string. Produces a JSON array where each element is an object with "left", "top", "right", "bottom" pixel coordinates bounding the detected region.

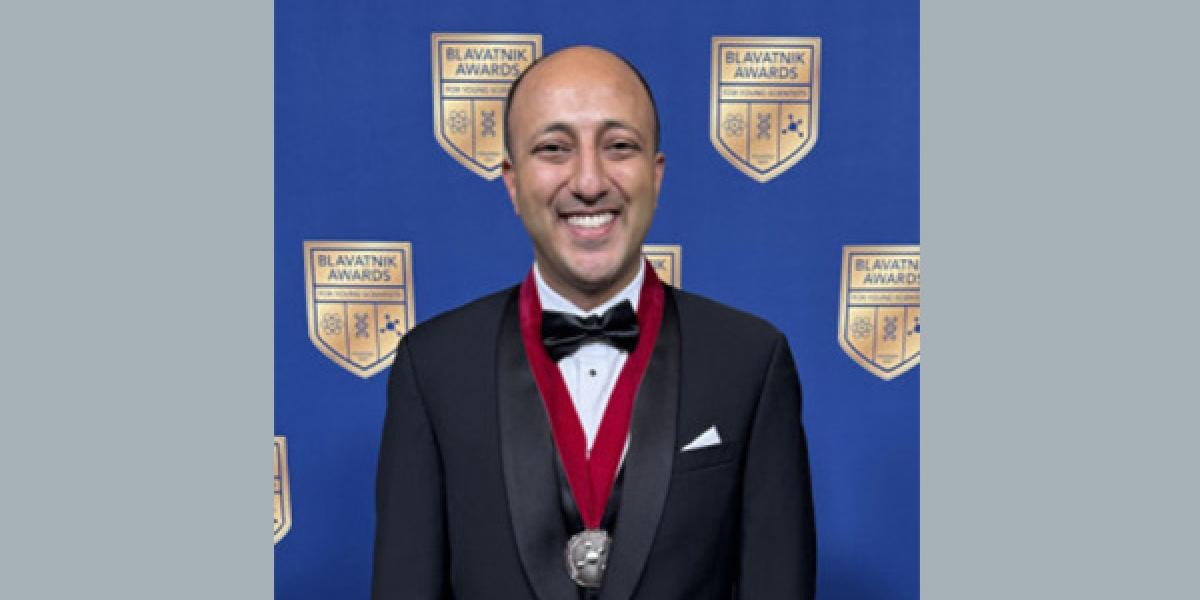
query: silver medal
[{"left": 565, "top": 529, "right": 611, "bottom": 589}]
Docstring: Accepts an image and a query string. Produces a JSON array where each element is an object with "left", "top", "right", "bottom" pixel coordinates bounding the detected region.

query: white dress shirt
[{"left": 534, "top": 263, "right": 643, "bottom": 454}]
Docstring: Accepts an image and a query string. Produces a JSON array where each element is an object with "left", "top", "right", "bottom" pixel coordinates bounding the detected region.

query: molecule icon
[
  {"left": 379, "top": 314, "right": 404, "bottom": 336},
  {"left": 781, "top": 114, "right": 805, "bottom": 138}
]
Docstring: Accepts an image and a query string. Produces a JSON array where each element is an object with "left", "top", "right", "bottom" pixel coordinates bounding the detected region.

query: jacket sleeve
[
  {"left": 372, "top": 340, "right": 451, "bottom": 599},
  {"left": 738, "top": 334, "right": 818, "bottom": 599}
]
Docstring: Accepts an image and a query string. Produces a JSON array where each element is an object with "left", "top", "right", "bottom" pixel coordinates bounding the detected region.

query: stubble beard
[{"left": 536, "top": 243, "right": 643, "bottom": 309}]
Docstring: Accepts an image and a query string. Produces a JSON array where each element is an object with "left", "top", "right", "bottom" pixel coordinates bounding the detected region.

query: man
[{"left": 373, "top": 46, "right": 815, "bottom": 599}]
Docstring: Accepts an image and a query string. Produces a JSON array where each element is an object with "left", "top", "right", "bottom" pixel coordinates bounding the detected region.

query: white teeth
[{"left": 566, "top": 212, "right": 615, "bottom": 229}]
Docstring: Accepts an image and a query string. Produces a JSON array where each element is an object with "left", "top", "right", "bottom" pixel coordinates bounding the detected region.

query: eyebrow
[{"left": 532, "top": 120, "right": 646, "bottom": 143}]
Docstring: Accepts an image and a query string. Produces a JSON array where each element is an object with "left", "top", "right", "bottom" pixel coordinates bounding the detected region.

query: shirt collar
[{"left": 533, "top": 262, "right": 644, "bottom": 317}]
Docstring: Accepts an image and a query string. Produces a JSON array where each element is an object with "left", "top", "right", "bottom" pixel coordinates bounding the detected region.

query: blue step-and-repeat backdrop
[{"left": 276, "top": 1, "right": 919, "bottom": 597}]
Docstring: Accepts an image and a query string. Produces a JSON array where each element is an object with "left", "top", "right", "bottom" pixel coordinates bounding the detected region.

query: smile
[
  {"left": 559, "top": 209, "right": 620, "bottom": 241},
  {"left": 565, "top": 212, "right": 615, "bottom": 229}
]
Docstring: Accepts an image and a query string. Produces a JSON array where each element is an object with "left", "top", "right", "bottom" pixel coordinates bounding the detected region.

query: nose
[{"left": 569, "top": 145, "right": 609, "bottom": 204}]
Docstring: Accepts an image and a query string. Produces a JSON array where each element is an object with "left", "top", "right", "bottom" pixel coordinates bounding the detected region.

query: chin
[
  {"left": 557, "top": 259, "right": 613, "bottom": 289},
  {"left": 567, "top": 268, "right": 620, "bottom": 294},
  {"left": 567, "top": 255, "right": 639, "bottom": 292}
]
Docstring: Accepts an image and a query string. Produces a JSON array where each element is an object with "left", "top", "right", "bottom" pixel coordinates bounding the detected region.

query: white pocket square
[{"left": 681, "top": 426, "right": 722, "bottom": 452}]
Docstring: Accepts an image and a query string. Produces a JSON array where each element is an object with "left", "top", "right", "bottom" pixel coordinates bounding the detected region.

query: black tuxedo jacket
[{"left": 373, "top": 285, "right": 816, "bottom": 599}]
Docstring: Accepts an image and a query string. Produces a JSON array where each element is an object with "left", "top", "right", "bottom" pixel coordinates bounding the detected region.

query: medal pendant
[{"left": 565, "top": 529, "right": 611, "bottom": 589}]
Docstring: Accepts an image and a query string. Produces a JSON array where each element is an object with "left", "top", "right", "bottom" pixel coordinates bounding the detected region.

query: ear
[
  {"left": 501, "top": 158, "right": 520, "bottom": 214},
  {"left": 652, "top": 151, "right": 665, "bottom": 208}
]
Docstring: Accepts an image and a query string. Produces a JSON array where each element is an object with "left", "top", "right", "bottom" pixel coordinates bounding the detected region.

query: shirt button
[{"left": 588, "top": 369, "right": 597, "bottom": 377}]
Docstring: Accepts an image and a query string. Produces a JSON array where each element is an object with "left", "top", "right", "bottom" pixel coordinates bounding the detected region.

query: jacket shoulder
[
  {"left": 669, "top": 287, "right": 784, "bottom": 346},
  {"left": 401, "top": 286, "right": 516, "bottom": 355}
]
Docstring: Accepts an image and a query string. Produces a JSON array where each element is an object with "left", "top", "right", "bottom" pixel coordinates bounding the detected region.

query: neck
[{"left": 536, "top": 260, "right": 641, "bottom": 313}]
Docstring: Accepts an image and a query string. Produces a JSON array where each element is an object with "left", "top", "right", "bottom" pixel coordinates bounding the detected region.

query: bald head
[{"left": 503, "top": 46, "right": 660, "bottom": 161}]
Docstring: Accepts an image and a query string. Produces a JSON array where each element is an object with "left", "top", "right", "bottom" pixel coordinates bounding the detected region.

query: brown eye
[
  {"left": 533, "top": 141, "right": 571, "bottom": 155},
  {"left": 606, "top": 139, "right": 640, "bottom": 156},
  {"left": 531, "top": 139, "right": 573, "bottom": 164}
]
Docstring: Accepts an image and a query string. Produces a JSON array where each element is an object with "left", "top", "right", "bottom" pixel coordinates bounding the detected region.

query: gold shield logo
[
  {"left": 431, "top": 33, "right": 542, "bottom": 179},
  {"left": 643, "top": 244, "right": 682, "bottom": 287},
  {"left": 274, "top": 436, "right": 292, "bottom": 545},
  {"left": 838, "top": 245, "right": 920, "bottom": 380},
  {"left": 304, "top": 241, "right": 415, "bottom": 378},
  {"left": 710, "top": 36, "right": 821, "bottom": 182}
]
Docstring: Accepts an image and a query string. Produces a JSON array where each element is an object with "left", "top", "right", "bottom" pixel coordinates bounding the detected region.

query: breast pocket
[{"left": 673, "top": 442, "right": 739, "bottom": 473}]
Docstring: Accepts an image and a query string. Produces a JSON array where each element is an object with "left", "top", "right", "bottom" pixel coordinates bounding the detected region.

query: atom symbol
[
  {"left": 851, "top": 316, "right": 873, "bottom": 340},
  {"left": 447, "top": 110, "right": 469, "bottom": 135},
  {"left": 722, "top": 112, "right": 745, "bottom": 138},
  {"left": 321, "top": 313, "right": 344, "bottom": 336}
]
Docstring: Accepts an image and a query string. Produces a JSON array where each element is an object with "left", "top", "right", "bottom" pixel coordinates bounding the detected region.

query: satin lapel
[
  {"left": 600, "top": 291, "right": 681, "bottom": 600},
  {"left": 497, "top": 291, "right": 579, "bottom": 600}
]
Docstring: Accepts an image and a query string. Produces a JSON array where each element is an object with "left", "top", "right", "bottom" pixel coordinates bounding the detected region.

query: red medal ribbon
[{"left": 518, "top": 261, "right": 664, "bottom": 529}]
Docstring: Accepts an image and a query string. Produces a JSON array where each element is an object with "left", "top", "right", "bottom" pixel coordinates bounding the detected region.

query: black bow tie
[{"left": 541, "top": 300, "right": 640, "bottom": 361}]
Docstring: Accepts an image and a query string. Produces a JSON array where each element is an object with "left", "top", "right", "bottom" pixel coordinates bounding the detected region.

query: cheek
[
  {"left": 632, "top": 204, "right": 656, "bottom": 231},
  {"left": 516, "top": 185, "right": 554, "bottom": 217},
  {"left": 610, "top": 163, "right": 658, "bottom": 194},
  {"left": 520, "top": 164, "right": 569, "bottom": 200}
]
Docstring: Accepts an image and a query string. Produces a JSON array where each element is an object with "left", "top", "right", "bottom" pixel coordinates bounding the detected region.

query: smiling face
[{"left": 502, "top": 47, "right": 665, "bottom": 310}]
